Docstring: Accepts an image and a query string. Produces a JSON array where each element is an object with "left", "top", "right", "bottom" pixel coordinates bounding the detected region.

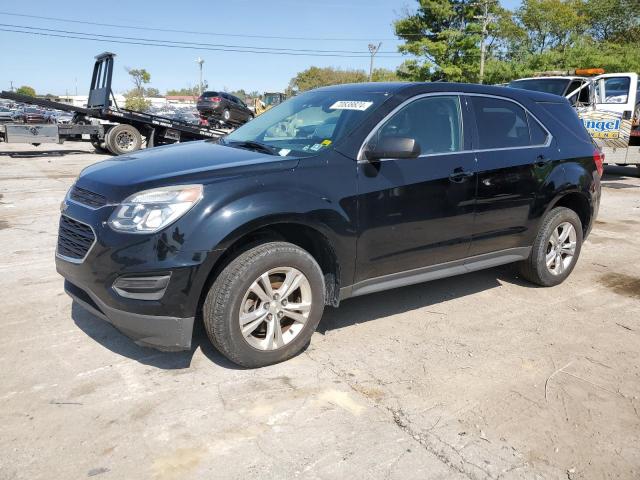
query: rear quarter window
[{"left": 536, "top": 101, "right": 592, "bottom": 144}]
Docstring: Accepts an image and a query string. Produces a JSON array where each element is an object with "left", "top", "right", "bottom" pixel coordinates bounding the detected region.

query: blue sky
[{"left": 0, "top": 0, "right": 521, "bottom": 96}]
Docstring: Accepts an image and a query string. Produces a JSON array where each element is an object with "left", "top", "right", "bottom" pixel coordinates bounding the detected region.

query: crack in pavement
[{"left": 304, "top": 350, "right": 492, "bottom": 480}]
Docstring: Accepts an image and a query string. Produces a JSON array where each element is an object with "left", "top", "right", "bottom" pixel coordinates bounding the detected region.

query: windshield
[
  {"left": 508, "top": 79, "right": 571, "bottom": 96},
  {"left": 223, "top": 90, "right": 389, "bottom": 157}
]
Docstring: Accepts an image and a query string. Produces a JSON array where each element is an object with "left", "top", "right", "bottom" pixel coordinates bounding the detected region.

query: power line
[
  {"left": 0, "top": 27, "right": 404, "bottom": 58},
  {"left": 0, "top": 11, "right": 421, "bottom": 41},
  {"left": 0, "top": 23, "right": 401, "bottom": 55}
]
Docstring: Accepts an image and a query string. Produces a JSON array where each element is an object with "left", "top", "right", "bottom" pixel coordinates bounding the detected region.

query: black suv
[
  {"left": 197, "top": 91, "right": 253, "bottom": 125},
  {"left": 56, "top": 82, "right": 601, "bottom": 367}
]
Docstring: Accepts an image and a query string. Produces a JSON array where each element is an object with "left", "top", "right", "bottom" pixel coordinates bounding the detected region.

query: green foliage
[
  {"left": 371, "top": 68, "right": 400, "bottom": 82},
  {"left": 166, "top": 81, "right": 208, "bottom": 97},
  {"left": 288, "top": 67, "right": 368, "bottom": 93},
  {"left": 396, "top": 0, "right": 640, "bottom": 84},
  {"left": 145, "top": 87, "right": 161, "bottom": 97},
  {"left": 287, "top": 66, "right": 399, "bottom": 93},
  {"left": 16, "top": 85, "right": 36, "bottom": 96},
  {"left": 124, "top": 92, "right": 151, "bottom": 112},
  {"left": 126, "top": 68, "right": 151, "bottom": 95}
]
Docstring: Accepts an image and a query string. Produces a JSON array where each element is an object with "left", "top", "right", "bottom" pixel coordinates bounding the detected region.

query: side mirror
[{"left": 365, "top": 136, "right": 421, "bottom": 161}]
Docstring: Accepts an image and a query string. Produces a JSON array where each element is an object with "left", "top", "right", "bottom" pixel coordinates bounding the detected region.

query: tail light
[
  {"left": 593, "top": 148, "right": 604, "bottom": 177},
  {"left": 209, "top": 96, "right": 221, "bottom": 102}
]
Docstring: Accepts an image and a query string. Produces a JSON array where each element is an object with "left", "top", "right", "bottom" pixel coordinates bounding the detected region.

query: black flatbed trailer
[{"left": 0, "top": 52, "right": 230, "bottom": 155}]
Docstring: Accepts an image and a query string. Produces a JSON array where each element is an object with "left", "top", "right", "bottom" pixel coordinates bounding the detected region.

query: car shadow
[
  {"left": 319, "top": 264, "right": 526, "bottom": 333},
  {"left": 71, "top": 264, "right": 527, "bottom": 369},
  {"left": 71, "top": 302, "right": 243, "bottom": 370},
  {"left": 0, "top": 149, "right": 93, "bottom": 158},
  {"left": 602, "top": 164, "right": 640, "bottom": 180}
]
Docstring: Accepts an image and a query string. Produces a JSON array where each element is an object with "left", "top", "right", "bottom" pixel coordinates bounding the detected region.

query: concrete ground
[{"left": 1, "top": 142, "right": 639, "bottom": 480}]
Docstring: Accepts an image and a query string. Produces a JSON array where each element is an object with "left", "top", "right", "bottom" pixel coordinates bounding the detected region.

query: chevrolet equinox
[{"left": 56, "top": 82, "right": 602, "bottom": 367}]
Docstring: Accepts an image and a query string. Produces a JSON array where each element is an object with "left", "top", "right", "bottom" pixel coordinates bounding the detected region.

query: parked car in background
[
  {"left": 0, "top": 106, "right": 13, "bottom": 122},
  {"left": 45, "top": 111, "right": 74, "bottom": 124},
  {"left": 197, "top": 91, "right": 254, "bottom": 125},
  {"left": 56, "top": 82, "right": 601, "bottom": 367},
  {"left": 166, "top": 111, "right": 200, "bottom": 125},
  {"left": 12, "top": 107, "right": 47, "bottom": 123}
]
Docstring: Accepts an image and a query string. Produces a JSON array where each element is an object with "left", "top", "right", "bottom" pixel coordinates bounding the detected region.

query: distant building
[{"left": 165, "top": 95, "right": 198, "bottom": 104}]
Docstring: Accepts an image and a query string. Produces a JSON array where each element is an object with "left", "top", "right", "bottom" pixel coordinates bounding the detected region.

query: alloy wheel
[
  {"left": 546, "top": 222, "right": 577, "bottom": 275},
  {"left": 239, "top": 267, "right": 312, "bottom": 351}
]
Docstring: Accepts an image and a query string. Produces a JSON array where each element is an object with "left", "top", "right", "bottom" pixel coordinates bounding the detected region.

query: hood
[{"left": 76, "top": 140, "right": 299, "bottom": 200}]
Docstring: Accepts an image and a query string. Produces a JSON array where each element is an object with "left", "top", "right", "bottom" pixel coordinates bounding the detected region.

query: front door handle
[{"left": 449, "top": 168, "right": 474, "bottom": 183}]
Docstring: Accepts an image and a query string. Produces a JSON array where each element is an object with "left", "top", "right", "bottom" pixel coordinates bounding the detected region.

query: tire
[
  {"left": 203, "top": 242, "right": 325, "bottom": 368},
  {"left": 222, "top": 109, "right": 231, "bottom": 123},
  {"left": 519, "top": 207, "right": 583, "bottom": 287},
  {"left": 105, "top": 124, "right": 142, "bottom": 155}
]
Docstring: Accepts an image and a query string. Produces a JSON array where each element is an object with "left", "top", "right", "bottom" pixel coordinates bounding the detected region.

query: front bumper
[
  {"left": 65, "top": 280, "right": 194, "bottom": 351},
  {"left": 55, "top": 196, "right": 223, "bottom": 351}
]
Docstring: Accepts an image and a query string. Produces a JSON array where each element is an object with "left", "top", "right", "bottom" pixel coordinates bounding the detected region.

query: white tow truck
[{"left": 509, "top": 69, "right": 640, "bottom": 170}]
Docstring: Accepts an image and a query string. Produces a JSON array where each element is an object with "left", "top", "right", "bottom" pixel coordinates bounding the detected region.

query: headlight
[{"left": 108, "top": 185, "right": 203, "bottom": 233}]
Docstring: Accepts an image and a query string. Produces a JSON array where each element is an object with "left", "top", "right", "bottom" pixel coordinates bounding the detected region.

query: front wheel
[
  {"left": 519, "top": 207, "right": 583, "bottom": 287},
  {"left": 203, "top": 242, "right": 325, "bottom": 368}
]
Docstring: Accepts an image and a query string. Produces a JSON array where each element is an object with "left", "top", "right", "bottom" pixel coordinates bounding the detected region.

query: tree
[
  {"left": 371, "top": 68, "right": 400, "bottom": 82},
  {"left": 145, "top": 87, "right": 161, "bottom": 97},
  {"left": 166, "top": 82, "right": 208, "bottom": 97},
  {"left": 230, "top": 89, "right": 248, "bottom": 100},
  {"left": 124, "top": 90, "right": 151, "bottom": 112},
  {"left": 394, "top": 0, "right": 501, "bottom": 82},
  {"left": 288, "top": 67, "right": 368, "bottom": 93},
  {"left": 16, "top": 85, "right": 36, "bottom": 96},
  {"left": 582, "top": 0, "right": 639, "bottom": 41},
  {"left": 126, "top": 68, "right": 151, "bottom": 95},
  {"left": 395, "top": 0, "right": 639, "bottom": 85},
  {"left": 517, "top": 0, "right": 586, "bottom": 53}
]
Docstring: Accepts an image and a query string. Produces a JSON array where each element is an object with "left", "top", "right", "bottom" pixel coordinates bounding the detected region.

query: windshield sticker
[
  {"left": 321, "top": 139, "right": 332, "bottom": 146},
  {"left": 310, "top": 144, "right": 323, "bottom": 151},
  {"left": 278, "top": 148, "right": 291, "bottom": 156},
  {"left": 329, "top": 100, "right": 373, "bottom": 111}
]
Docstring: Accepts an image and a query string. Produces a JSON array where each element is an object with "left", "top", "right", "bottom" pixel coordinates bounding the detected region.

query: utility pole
[
  {"left": 10, "top": 80, "right": 14, "bottom": 92},
  {"left": 474, "top": 0, "right": 496, "bottom": 84},
  {"left": 75, "top": 77, "right": 78, "bottom": 96},
  {"left": 368, "top": 42, "right": 382, "bottom": 82},
  {"left": 196, "top": 57, "right": 204, "bottom": 95}
]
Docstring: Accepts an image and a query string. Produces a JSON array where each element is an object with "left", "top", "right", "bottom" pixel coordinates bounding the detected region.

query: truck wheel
[
  {"left": 518, "top": 207, "right": 583, "bottom": 287},
  {"left": 106, "top": 124, "right": 142, "bottom": 155},
  {"left": 203, "top": 242, "right": 325, "bottom": 368}
]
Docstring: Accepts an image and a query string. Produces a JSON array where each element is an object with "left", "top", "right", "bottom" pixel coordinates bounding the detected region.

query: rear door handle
[{"left": 449, "top": 168, "right": 474, "bottom": 183}]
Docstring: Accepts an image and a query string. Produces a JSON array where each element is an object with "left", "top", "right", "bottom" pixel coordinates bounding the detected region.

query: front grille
[
  {"left": 57, "top": 215, "right": 95, "bottom": 261},
  {"left": 69, "top": 185, "right": 107, "bottom": 208}
]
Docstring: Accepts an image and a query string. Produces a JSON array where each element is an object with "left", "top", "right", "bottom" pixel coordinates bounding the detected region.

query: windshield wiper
[{"left": 222, "top": 140, "right": 278, "bottom": 155}]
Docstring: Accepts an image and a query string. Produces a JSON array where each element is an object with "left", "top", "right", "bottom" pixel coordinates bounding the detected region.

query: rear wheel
[
  {"left": 203, "top": 242, "right": 325, "bottom": 368},
  {"left": 222, "top": 109, "right": 231, "bottom": 123},
  {"left": 105, "top": 124, "right": 142, "bottom": 155},
  {"left": 519, "top": 207, "right": 583, "bottom": 287}
]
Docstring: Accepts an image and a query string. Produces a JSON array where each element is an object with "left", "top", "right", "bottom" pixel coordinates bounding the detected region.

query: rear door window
[
  {"left": 377, "top": 95, "right": 463, "bottom": 155},
  {"left": 470, "top": 97, "right": 532, "bottom": 149}
]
